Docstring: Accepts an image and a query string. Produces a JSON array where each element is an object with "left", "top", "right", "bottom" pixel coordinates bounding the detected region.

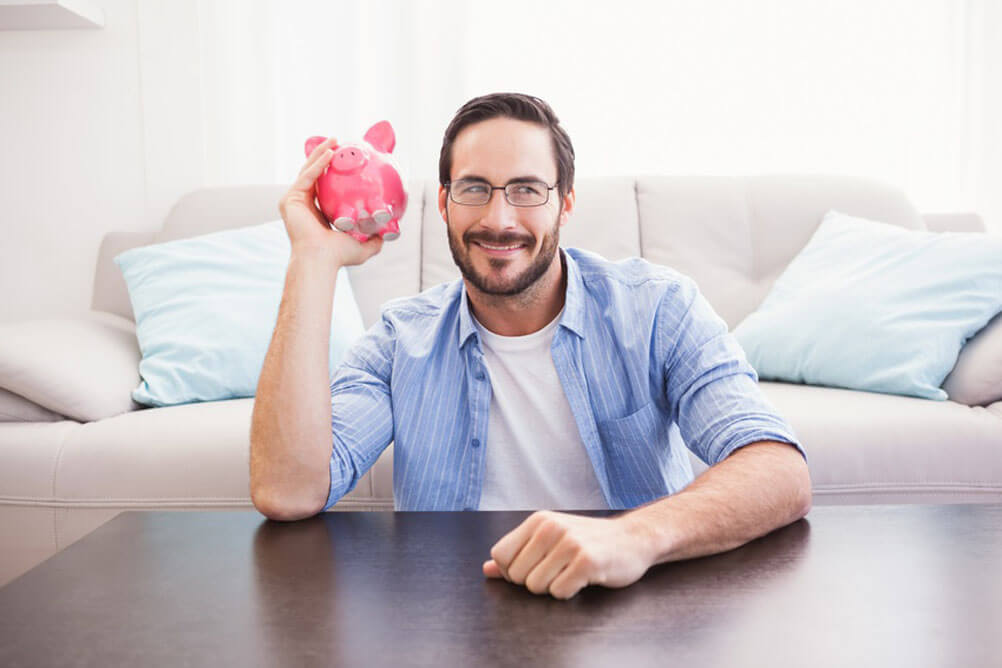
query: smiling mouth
[{"left": 472, "top": 241, "right": 527, "bottom": 254}]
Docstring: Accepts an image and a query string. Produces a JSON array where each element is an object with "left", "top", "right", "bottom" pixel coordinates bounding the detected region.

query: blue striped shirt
[{"left": 324, "top": 247, "right": 804, "bottom": 511}]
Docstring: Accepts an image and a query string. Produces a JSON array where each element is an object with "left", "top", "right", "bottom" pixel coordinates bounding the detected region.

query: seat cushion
[
  {"left": 759, "top": 381, "right": 1002, "bottom": 503},
  {"left": 45, "top": 398, "right": 392, "bottom": 510}
]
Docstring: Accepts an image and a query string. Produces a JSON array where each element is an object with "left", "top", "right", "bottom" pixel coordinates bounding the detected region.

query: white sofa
[{"left": 2, "top": 174, "right": 1001, "bottom": 587}]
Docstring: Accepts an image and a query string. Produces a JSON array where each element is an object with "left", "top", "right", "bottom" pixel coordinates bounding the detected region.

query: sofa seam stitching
[{"left": 49, "top": 422, "right": 75, "bottom": 550}]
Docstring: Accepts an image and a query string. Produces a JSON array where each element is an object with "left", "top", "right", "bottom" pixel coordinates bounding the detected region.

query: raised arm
[{"left": 250, "top": 137, "right": 384, "bottom": 521}]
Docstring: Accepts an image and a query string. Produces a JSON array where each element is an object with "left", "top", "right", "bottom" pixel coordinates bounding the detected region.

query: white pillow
[
  {"left": 0, "top": 311, "right": 142, "bottom": 422},
  {"left": 734, "top": 210, "right": 1002, "bottom": 400},
  {"left": 114, "top": 220, "right": 365, "bottom": 407}
]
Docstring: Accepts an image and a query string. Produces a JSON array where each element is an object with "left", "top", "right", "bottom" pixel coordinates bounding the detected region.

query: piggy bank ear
[
  {"left": 304, "top": 136, "right": 329, "bottom": 157},
  {"left": 364, "top": 121, "right": 396, "bottom": 153}
]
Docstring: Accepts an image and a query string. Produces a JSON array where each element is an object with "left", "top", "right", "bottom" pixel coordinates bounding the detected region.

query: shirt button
[
  {"left": 464, "top": 507, "right": 474, "bottom": 512},
  {"left": 471, "top": 438, "right": 481, "bottom": 448},
  {"left": 474, "top": 369, "right": 485, "bottom": 381}
]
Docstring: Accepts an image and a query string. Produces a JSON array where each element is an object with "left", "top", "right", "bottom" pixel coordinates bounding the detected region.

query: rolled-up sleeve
[
  {"left": 659, "top": 278, "right": 806, "bottom": 466},
  {"left": 322, "top": 315, "right": 396, "bottom": 511}
]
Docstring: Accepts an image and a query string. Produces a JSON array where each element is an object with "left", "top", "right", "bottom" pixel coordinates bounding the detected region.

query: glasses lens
[
  {"left": 451, "top": 179, "right": 490, "bottom": 205},
  {"left": 505, "top": 181, "right": 549, "bottom": 206}
]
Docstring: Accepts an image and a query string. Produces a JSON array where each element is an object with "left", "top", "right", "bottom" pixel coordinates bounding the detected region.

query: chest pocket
[{"left": 595, "top": 402, "right": 671, "bottom": 507}]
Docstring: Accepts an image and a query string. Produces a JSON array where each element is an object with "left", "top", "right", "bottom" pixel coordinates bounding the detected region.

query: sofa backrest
[{"left": 94, "top": 174, "right": 970, "bottom": 330}]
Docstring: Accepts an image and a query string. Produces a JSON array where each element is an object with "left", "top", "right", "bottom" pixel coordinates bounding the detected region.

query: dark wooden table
[{"left": 1, "top": 505, "right": 1000, "bottom": 667}]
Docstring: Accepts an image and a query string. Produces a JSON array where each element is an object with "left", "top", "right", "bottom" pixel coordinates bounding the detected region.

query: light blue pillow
[
  {"left": 733, "top": 210, "right": 1002, "bottom": 400},
  {"left": 114, "top": 221, "right": 365, "bottom": 407}
]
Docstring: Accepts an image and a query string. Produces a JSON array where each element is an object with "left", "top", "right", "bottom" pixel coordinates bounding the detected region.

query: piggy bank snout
[{"left": 331, "top": 147, "right": 367, "bottom": 173}]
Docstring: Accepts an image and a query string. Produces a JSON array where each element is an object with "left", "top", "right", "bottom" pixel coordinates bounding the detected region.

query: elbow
[
  {"left": 795, "top": 458, "right": 813, "bottom": 520},
  {"left": 798, "top": 484, "right": 813, "bottom": 520},
  {"left": 251, "top": 486, "right": 326, "bottom": 522}
]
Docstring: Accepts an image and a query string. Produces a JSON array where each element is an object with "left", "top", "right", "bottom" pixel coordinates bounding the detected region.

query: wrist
[
  {"left": 617, "top": 503, "right": 674, "bottom": 568},
  {"left": 616, "top": 508, "right": 659, "bottom": 569},
  {"left": 290, "top": 244, "right": 344, "bottom": 269}
]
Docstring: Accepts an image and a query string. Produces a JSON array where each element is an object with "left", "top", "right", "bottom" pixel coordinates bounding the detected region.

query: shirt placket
[
  {"left": 550, "top": 330, "right": 616, "bottom": 509},
  {"left": 463, "top": 342, "right": 491, "bottom": 511}
]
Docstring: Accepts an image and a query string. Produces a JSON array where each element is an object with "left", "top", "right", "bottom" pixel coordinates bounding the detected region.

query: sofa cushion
[
  {"left": 638, "top": 174, "right": 925, "bottom": 330},
  {"left": 114, "top": 221, "right": 365, "bottom": 407},
  {"left": 759, "top": 381, "right": 1002, "bottom": 503},
  {"left": 942, "top": 312, "right": 1002, "bottom": 406},
  {"left": 0, "top": 311, "right": 142, "bottom": 422},
  {"left": 734, "top": 210, "right": 1002, "bottom": 400},
  {"left": 51, "top": 398, "right": 390, "bottom": 509},
  {"left": 0, "top": 388, "right": 65, "bottom": 423}
]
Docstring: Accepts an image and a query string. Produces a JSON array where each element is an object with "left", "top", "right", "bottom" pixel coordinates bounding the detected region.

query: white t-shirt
[{"left": 472, "top": 308, "right": 609, "bottom": 511}]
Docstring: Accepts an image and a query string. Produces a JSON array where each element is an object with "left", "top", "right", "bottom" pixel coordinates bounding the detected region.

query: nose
[{"left": 480, "top": 188, "right": 519, "bottom": 232}]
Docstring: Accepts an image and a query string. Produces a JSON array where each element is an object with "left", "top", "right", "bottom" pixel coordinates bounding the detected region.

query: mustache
[{"left": 465, "top": 232, "right": 534, "bottom": 246}]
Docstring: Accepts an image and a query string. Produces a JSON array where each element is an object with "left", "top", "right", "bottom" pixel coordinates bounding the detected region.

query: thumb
[
  {"left": 363, "top": 234, "right": 385, "bottom": 256},
  {"left": 483, "top": 559, "right": 503, "bottom": 579}
]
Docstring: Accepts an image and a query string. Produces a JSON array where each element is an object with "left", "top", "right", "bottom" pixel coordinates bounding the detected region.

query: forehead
[{"left": 450, "top": 117, "right": 557, "bottom": 183}]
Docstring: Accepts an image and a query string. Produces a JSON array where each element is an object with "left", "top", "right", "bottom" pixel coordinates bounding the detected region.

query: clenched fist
[{"left": 484, "top": 510, "right": 655, "bottom": 600}]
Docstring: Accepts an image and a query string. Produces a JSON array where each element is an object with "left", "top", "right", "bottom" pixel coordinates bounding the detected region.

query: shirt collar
[{"left": 457, "top": 247, "right": 586, "bottom": 349}]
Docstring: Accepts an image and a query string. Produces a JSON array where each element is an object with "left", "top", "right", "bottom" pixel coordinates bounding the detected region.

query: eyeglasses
[{"left": 445, "top": 178, "right": 558, "bottom": 207}]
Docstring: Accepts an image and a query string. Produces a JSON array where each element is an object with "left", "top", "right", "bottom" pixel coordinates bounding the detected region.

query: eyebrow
[{"left": 455, "top": 174, "right": 549, "bottom": 184}]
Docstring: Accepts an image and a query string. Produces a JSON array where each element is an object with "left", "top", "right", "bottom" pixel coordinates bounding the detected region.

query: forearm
[
  {"left": 621, "top": 441, "right": 812, "bottom": 566},
  {"left": 250, "top": 247, "right": 342, "bottom": 520}
]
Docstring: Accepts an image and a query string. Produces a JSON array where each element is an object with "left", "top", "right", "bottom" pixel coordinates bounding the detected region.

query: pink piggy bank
[{"left": 305, "top": 120, "right": 407, "bottom": 242}]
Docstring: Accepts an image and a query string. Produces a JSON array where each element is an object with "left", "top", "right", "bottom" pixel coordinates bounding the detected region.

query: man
[{"left": 251, "top": 93, "right": 811, "bottom": 600}]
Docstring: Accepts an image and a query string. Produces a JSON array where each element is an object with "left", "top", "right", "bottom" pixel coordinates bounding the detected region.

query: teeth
[{"left": 478, "top": 243, "right": 522, "bottom": 251}]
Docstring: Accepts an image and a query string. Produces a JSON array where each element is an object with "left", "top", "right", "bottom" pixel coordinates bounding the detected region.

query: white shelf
[{"left": 0, "top": 0, "right": 104, "bottom": 30}]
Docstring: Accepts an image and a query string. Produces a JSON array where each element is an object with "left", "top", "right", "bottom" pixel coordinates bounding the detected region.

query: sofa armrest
[
  {"left": 0, "top": 311, "right": 143, "bottom": 422},
  {"left": 923, "top": 213, "right": 987, "bottom": 233},
  {"left": 91, "top": 229, "right": 158, "bottom": 321}
]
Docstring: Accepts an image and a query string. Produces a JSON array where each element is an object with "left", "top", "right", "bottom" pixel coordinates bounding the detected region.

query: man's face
[{"left": 438, "top": 117, "right": 573, "bottom": 297}]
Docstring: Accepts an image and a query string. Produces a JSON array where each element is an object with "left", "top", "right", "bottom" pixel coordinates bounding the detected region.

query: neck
[{"left": 466, "top": 249, "right": 566, "bottom": 337}]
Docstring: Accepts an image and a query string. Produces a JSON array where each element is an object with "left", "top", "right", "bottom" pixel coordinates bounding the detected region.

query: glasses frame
[{"left": 444, "top": 178, "right": 559, "bottom": 207}]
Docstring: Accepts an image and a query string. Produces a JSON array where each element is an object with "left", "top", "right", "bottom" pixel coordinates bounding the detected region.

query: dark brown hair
[{"left": 439, "top": 92, "right": 575, "bottom": 199}]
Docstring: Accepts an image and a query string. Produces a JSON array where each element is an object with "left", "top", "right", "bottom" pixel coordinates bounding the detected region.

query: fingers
[
  {"left": 483, "top": 559, "right": 502, "bottom": 578},
  {"left": 498, "top": 514, "right": 566, "bottom": 585},
  {"left": 523, "top": 540, "right": 576, "bottom": 596},
  {"left": 488, "top": 512, "right": 547, "bottom": 581},
  {"left": 291, "top": 137, "right": 338, "bottom": 193},
  {"left": 291, "top": 149, "right": 333, "bottom": 194},
  {"left": 547, "top": 556, "right": 592, "bottom": 600},
  {"left": 302, "top": 136, "right": 338, "bottom": 171}
]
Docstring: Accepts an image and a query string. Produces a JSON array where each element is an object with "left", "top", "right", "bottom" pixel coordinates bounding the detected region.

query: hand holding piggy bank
[{"left": 305, "top": 121, "right": 407, "bottom": 242}]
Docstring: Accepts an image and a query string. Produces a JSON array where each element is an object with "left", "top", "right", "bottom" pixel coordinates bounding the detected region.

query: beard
[{"left": 446, "top": 208, "right": 561, "bottom": 297}]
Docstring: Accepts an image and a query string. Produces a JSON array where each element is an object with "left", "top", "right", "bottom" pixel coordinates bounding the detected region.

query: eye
[
  {"left": 458, "top": 181, "right": 488, "bottom": 194},
  {"left": 514, "top": 184, "right": 542, "bottom": 195}
]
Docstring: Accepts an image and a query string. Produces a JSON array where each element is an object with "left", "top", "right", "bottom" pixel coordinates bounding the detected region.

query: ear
[
  {"left": 304, "top": 136, "right": 329, "bottom": 158},
  {"left": 364, "top": 121, "right": 396, "bottom": 153},
  {"left": 557, "top": 187, "right": 575, "bottom": 228},
  {"left": 438, "top": 185, "right": 449, "bottom": 222}
]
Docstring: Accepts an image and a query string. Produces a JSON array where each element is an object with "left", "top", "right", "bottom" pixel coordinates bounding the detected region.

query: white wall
[
  {"left": 0, "top": 0, "right": 149, "bottom": 322},
  {"left": 0, "top": 0, "right": 216, "bottom": 323},
  {"left": 974, "top": 0, "right": 1002, "bottom": 237}
]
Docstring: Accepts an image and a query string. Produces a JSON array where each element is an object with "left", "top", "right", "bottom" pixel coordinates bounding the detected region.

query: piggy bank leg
[
  {"left": 381, "top": 219, "right": 400, "bottom": 241},
  {"left": 347, "top": 229, "right": 370, "bottom": 243},
  {"left": 367, "top": 198, "right": 392, "bottom": 226},
  {"left": 333, "top": 204, "right": 357, "bottom": 232},
  {"left": 358, "top": 216, "right": 385, "bottom": 238}
]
